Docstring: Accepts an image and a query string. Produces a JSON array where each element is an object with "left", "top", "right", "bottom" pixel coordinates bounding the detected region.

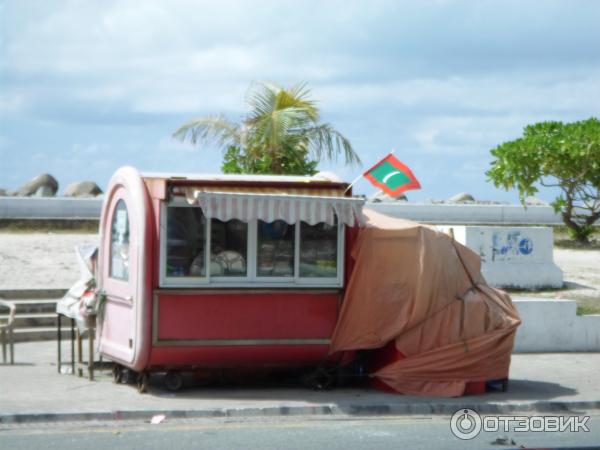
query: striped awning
[{"left": 186, "top": 190, "right": 365, "bottom": 226}]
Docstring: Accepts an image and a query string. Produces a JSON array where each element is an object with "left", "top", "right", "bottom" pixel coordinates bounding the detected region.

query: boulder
[
  {"left": 13, "top": 173, "right": 59, "bottom": 197},
  {"left": 447, "top": 192, "right": 475, "bottom": 203},
  {"left": 64, "top": 181, "right": 103, "bottom": 197},
  {"left": 474, "top": 199, "right": 504, "bottom": 205},
  {"left": 369, "top": 191, "right": 408, "bottom": 203},
  {"left": 525, "top": 196, "right": 548, "bottom": 206},
  {"left": 35, "top": 186, "right": 55, "bottom": 197},
  {"left": 0, "top": 188, "right": 8, "bottom": 196}
]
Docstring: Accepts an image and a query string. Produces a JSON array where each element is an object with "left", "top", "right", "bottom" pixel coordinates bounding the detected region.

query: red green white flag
[{"left": 363, "top": 154, "right": 421, "bottom": 197}]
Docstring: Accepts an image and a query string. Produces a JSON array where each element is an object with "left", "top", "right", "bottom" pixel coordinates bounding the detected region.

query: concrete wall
[
  {"left": 0, "top": 197, "right": 566, "bottom": 224},
  {"left": 438, "top": 225, "right": 563, "bottom": 289},
  {"left": 513, "top": 297, "right": 600, "bottom": 352},
  {"left": 369, "top": 202, "right": 563, "bottom": 225},
  {"left": 0, "top": 197, "right": 102, "bottom": 219}
]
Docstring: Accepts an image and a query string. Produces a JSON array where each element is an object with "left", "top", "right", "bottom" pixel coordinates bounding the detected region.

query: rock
[
  {"left": 64, "top": 181, "right": 103, "bottom": 197},
  {"left": 447, "top": 192, "right": 475, "bottom": 203},
  {"left": 474, "top": 199, "right": 505, "bottom": 205},
  {"left": 13, "top": 173, "right": 59, "bottom": 197},
  {"left": 35, "top": 186, "right": 55, "bottom": 197},
  {"left": 0, "top": 188, "right": 8, "bottom": 196},
  {"left": 369, "top": 191, "right": 408, "bottom": 202},
  {"left": 525, "top": 196, "right": 547, "bottom": 206}
]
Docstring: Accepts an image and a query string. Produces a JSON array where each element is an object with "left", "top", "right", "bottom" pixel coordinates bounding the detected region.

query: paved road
[{"left": 1, "top": 413, "right": 599, "bottom": 450}]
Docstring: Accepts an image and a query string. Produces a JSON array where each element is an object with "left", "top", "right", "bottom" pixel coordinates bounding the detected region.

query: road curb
[{"left": 2, "top": 400, "right": 599, "bottom": 424}]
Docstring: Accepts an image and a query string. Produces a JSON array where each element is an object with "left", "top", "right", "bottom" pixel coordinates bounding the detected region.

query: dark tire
[
  {"left": 303, "top": 367, "right": 334, "bottom": 390},
  {"left": 164, "top": 371, "right": 184, "bottom": 392},
  {"left": 137, "top": 372, "right": 149, "bottom": 394},
  {"left": 112, "top": 364, "right": 123, "bottom": 384}
]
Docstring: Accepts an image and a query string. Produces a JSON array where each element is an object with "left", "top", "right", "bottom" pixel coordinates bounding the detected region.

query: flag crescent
[{"left": 382, "top": 171, "right": 401, "bottom": 183}]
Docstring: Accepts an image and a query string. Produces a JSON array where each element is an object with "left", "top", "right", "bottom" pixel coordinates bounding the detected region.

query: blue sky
[{"left": 1, "top": 0, "right": 599, "bottom": 202}]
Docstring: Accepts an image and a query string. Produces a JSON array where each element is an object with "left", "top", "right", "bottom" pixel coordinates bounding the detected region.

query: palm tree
[{"left": 173, "top": 82, "right": 361, "bottom": 175}]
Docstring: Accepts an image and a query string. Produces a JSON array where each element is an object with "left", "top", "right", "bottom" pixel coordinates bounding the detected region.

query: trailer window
[
  {"left": 210, "top": 219, "right": 248, "bottom": 277},
  {"left": 110, "top": 200, "right": 130, "bottom": 281},
  {"left": 256, "top": 220, "right": 295, "bottom": 277},
  {"left": 299, "top": 220, "right": 338, "bottom": 278},
  {"left": 166, "top": 207, "right": 206, "bottom": 277},
  {"left": 160, "top": 203, "right": 343, "bottom": 287}
]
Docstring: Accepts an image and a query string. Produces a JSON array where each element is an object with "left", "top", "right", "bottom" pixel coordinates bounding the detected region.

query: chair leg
[
  {"left": 1, "top": 329, "right": 6, "bottom": 363},
  {"left": 9, "top": 327, "right": 14, "bottom": 365}
]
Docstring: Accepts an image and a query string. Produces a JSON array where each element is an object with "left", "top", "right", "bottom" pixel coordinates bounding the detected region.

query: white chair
[{"left": 0, "top": 299, "right": 16, "bottom": 364}]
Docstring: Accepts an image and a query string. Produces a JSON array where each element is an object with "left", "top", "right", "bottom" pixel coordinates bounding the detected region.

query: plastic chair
[{"left": 0, "top": 299, "right": 16, "bottom": 364}]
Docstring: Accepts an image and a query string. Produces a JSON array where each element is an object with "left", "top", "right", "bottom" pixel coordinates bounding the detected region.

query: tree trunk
[{"left": 561, "top": 188, "right": 592, "bottom": 245}]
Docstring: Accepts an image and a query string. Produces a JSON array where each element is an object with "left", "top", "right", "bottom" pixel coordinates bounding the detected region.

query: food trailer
[
  {"left": 97, "top": 166, "right": 365, "bottom": 392},
  {"left": 95, "top": 166, "right": 519, "bottom": 396}
]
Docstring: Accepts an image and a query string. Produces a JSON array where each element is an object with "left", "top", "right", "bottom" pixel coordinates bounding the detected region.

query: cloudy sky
[{"left": 1, "top": 0, "right": 599, "bottom": 201}]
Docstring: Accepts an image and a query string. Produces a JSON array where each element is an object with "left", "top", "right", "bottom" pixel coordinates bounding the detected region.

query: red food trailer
[{"left": 97, "top": 166, "right": 364, "bottom": 392}]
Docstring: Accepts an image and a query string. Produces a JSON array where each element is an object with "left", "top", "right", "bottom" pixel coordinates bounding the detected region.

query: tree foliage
[
  {"left": 487, "top": 118, "right": 600, "bottom": 243},
  {"left": 173, "top": 82, "right": 360, "bottom": 175}
]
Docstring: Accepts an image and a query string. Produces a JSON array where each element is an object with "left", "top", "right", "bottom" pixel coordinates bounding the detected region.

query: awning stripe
[{"left": 187, "top": 190, "right": 365, "bottom": 226}]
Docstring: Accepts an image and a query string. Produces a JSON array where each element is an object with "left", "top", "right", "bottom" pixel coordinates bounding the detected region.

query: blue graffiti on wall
[{"left": 491, "top": 230, "right": 534, "bottom": 261}]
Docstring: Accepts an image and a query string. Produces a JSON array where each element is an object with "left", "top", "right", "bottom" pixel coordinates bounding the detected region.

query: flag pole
[
  {"left": 344, "top": 149, "right": 395, "bottom": 194},
  {"left": 343, "top": 173, "right": 364, "bottom": 194}
]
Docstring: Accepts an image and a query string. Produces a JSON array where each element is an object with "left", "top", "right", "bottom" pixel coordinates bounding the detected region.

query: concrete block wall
[
  {"left": 0, "top": 197, "right": 102, "bottom": 219},
  {"left": 370, "top": 202, "right": 563, "bottom": 225},
  {"left": 438, "top": 225, "right": 563, "bottom": 289},
  {"left": 1, "top": 197, "right": 567, "bottom": 224},
  {"left": 512, "top": 297, "right": 600, "bottom": 352}
]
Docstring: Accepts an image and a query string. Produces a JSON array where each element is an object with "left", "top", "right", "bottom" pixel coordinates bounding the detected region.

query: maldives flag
[{"left": 363, "top": 154, "right": 421, "bottom": 197}]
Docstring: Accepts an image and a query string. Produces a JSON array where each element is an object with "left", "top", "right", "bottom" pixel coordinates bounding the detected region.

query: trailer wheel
[
  {"left": 303, "top": 367, "right": 334, "bottom": 390},
  {"left": 164, "top": 371, "right": 184, "bottom": 392},
  {"left": 112, "top": 364, "right": 123, "bottom": 384},
  {"left": 137, "top": 372, "right": 149, "bottom": 394}
]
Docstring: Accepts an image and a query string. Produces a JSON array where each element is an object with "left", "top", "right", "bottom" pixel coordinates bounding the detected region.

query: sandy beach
[{"left": 0, "top": 233, "right": 99, "bottom": 290}]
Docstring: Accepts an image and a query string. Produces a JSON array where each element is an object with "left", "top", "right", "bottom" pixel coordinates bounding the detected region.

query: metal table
[{"left": 57, "top": 313, "right": 96, "bottom": 380}]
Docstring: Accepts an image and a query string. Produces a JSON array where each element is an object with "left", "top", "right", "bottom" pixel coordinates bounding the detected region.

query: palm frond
[
  {"left": 252, "top": 106, "right": 315, "bottom": 150},
  {"left": 246, "top": 82, "right": 318, "bottom": 125},
  {"left": 305, "top": 123, "right": 361, "bottom": 166},
  {"left": 246, "top": 82, "right": 279, "bottom": 122},
  {"left": 276, "top": 82, "right": 318, "bottom": 121},
  {"left": 172, "top": 115, "right": 241, "bottom": 150}
]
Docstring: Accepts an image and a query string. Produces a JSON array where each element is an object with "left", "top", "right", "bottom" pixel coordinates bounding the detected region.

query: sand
[{"left": 0, "top": 233, "right": 99, "bottom": 290}]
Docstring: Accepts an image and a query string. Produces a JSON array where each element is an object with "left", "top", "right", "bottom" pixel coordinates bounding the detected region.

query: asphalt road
[{"left": 1, "top": 413, "right": 599, "bottom": 450}]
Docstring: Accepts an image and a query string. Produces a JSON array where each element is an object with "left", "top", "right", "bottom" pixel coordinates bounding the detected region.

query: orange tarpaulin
[{"left": 330, "top": 209, "right": 521, "bottom": 397}]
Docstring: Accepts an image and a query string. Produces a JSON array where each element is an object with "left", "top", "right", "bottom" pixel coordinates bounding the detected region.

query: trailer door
[{"left": 100, "top": 189, "right": 138, "bottom": 364}]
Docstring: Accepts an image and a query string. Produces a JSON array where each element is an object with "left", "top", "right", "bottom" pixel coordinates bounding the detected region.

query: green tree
[
  {"left": 173, "top": 82, "right": 360, "bottom": 175},
  {"left": 487, "top": 118, "right": 600, "bottom": 244}
]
